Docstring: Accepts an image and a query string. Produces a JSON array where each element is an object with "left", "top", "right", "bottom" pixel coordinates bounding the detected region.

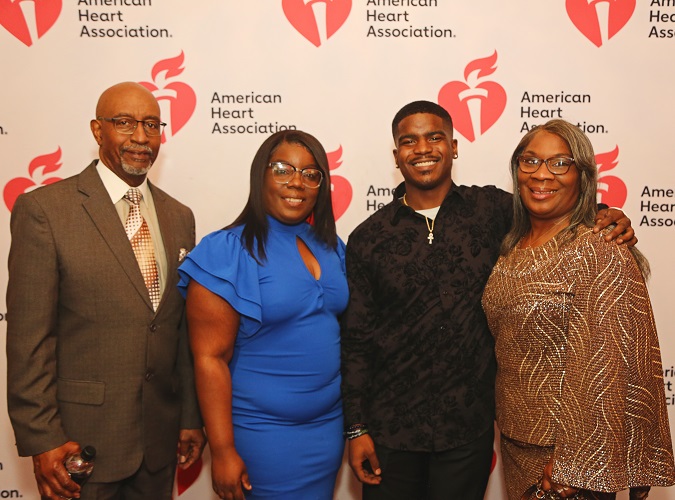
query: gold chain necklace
[
  {"left": 523, "top": 217, "right": 569, "bottom": 248},
  {"left": 403, "top": 194, "right": 436, "bottom": 245}
]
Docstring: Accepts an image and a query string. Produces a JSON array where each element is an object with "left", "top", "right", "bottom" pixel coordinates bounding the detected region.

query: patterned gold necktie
[{"left": 123, "top": 187, "right": 160, "bottom": 311}]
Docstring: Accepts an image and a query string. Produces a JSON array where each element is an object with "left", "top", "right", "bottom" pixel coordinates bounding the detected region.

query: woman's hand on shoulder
[{"left": 210, "top": 446, "right": 252, "bottom": 500}]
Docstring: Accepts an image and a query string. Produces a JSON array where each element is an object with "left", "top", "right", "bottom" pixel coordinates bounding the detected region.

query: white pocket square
[{"left": 178, "top": 248, "right": 189, "bottom": 263}]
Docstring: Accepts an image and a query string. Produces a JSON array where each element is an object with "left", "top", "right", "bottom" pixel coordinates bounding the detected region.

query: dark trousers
[
  {"left": 79, "top": 458, "right": 176, "bottom": 500},
  {"left": 363, "top": 427, "right": 494, "bottom": 500}
]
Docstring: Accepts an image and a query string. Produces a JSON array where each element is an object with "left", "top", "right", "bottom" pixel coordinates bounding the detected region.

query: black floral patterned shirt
[{"left": 341, "top": 182, "right": 512, "bottom": 452}]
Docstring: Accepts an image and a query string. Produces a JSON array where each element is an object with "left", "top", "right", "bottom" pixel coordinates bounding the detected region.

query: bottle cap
[{"left": 81, "top": 446, "right": 96, "bottom": 461}]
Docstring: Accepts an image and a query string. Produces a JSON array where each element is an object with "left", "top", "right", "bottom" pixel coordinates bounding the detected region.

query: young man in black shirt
[{"left": 340, "top": 100, "right": 635, "bottom": 500}]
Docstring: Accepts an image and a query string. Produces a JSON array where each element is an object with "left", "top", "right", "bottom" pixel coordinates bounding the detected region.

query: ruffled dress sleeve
[{"left": 177, "top": 229, "right": 262, "bottom": 338}]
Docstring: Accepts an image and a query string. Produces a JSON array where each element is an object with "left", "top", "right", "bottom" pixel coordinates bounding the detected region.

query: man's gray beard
[{"left": 121, "top": 159, "right": 153, "bottom": 177}]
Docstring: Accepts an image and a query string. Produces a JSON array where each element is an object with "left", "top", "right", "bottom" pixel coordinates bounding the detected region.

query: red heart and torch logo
[
  {"left": 566, "top": 0, "right": 635, "bottom": 47},
  {"left": 282, "top": 0, "right": 351, "bottom": 47},
  {"left": 597, "top": 146, "right": 627, "bottom": 207},
  {"left": 438, "top": 51, "right": 507, "bottom": 143},
  {"left": 0, "top": 0, "right": 61, "bottom": 46},
  {"left": 327, "top": 145, "right": 352, "bottom": 221},
  {"left": 4, "top": 147, "right": 63, "bottom": 211},
  {"left": 140, "top": 52, "right": 197, "bottom": 144}
]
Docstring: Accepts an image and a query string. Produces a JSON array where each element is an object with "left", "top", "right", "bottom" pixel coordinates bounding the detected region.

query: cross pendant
[{"left": 427, "top": 232, "right": 434, "bottom": 244}]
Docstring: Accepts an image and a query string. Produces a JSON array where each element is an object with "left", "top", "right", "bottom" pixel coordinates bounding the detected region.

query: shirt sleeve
[
  {"left": 336, "top": 236, "right": 347, "bottom": 274},
  {"left": 552, "top": 235, "right": 674, "bottom": 490},
  {"left": 176, "top": 210, "right": 203, "bottom": 429},
  {"left": 6, "top": 194, "right": 68, "bottom": 456},
  {"left": 494, "top": 186, "right": 514, "bottom": 234},
  {"left": 340, "top": 231, "right": 379, "bottom": 426}
]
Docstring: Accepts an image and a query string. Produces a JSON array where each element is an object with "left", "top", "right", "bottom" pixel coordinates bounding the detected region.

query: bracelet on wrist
[{"left": 344, "top": 423, "right": 369, "bottom": 440}]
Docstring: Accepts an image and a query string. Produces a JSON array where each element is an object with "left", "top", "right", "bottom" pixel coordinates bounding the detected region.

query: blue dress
[{"left": 178, "top": 217, "right": 348, "bottom": 499}]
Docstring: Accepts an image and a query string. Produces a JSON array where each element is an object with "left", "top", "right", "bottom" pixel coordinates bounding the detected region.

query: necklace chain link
[
  {"left": 523, "top": 217, "right": 570, "bottom": 248},
  {"left": 403, "top": 194, "right": 435, "bottom": 245}
]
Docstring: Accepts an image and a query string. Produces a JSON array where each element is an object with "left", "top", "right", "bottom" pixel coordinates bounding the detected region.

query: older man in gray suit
[{"left": 6, "top": 81, "right": 204, "bottom": 500}]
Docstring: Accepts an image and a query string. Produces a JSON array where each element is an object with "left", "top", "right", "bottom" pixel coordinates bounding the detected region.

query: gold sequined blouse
[{"left": 482, "top": 225, "right": 675, "bottom": 492}]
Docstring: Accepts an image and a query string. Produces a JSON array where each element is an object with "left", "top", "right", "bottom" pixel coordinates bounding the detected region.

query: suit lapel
[
  {"left": 150, "top": 182, "right": 179, "bottom": 313},
  {"left": 78, "top": 161, "right": 154, "bottom": 310}
]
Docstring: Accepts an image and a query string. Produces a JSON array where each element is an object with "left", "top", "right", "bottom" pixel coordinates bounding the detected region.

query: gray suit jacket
[{"left": 6, "top": 161, "right": 202, "bottom": 482}]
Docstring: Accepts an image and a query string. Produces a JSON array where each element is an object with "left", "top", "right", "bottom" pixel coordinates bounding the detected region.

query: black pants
[{"left": 363, "top": 427, "right": 494, "bottom": 500}]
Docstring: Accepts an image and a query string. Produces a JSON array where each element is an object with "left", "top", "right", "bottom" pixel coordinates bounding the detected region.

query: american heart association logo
[
  {"left": 0, "top": 0, "right": 61, "bottom": 46},
  {"left": 597, "top": 146, "right": 627, "bottom": 207},
  {"left": 3, "top": 147, "right": 62, "bottom": 211},
  {"left": 437, "top": 51, "right": 507, "bottom": 143},
  {"left": 328, "top": 145, "right": 352, "bottom": 221},
  {"left": 282, "top": 0, "right": 351, "bottom": 47},
  {"left": 174, "top": 456, "right": 203, "bottom": 496},
  {"left": 566, "top": 0, "right": 636, "bottom": 47},
  {"left": 140, "top": 51, "right": 196, "bottom": 144}
]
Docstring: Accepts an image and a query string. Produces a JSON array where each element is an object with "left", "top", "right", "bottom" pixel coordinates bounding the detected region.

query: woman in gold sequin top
[{"left": 482, "top": 119, "right": 675, "bottom": 500}]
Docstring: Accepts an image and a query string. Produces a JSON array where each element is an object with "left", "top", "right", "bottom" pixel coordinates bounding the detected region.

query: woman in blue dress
[{"left": 178, "top": 130, "right": 349, "bottom": 499}]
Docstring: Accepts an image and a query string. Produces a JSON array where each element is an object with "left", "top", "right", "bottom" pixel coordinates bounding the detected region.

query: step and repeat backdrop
[{"left": 1, "top": 1, "right": 674, "bottom": 498}]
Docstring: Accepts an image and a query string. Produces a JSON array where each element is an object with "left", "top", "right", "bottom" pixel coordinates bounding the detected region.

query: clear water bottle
[{"left": 64, "top": 445, "right": 96, "bottom": 486}]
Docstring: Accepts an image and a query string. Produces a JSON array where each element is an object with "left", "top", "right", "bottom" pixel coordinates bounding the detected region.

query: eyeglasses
[
  {"left": 268, "top": 161, "right": 324, "bottom": 188},
  {"left": 97, "top": 116, "right": 166, "bottom": 137},
  {"left": 517, "top": 155, "right": 575, "bottom": 175}
]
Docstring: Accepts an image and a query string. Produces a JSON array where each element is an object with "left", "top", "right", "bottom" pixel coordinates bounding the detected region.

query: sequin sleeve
[{"left": 551, "top": 232, "right": 674, "bottom": 491}]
